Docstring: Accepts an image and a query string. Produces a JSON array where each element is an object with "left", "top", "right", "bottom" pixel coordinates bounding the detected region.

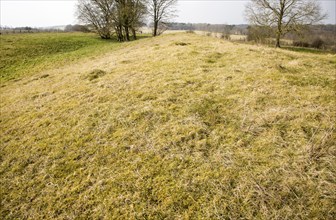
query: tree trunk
[
  {"left": 124, "top": 26, "right": 130, "bottom": 41},
  {"left": 276, "top": 5, "right": 284, "bottom": 48},
  {"left": 276, "top": 33, "right": 281, "bottom": 48},
  {"left": 153, "top": 21, "right": 158, "bottom": 36},
  {"left": 116, "top": 26, "right": 124, "bottom": 41},
  {"left": 132, "top": 28, "right": 137, "bottom": 40}
]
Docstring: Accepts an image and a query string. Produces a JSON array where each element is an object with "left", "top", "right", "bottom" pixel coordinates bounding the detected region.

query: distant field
[
  {"left": 194, "top": 31, "right": 247, "bottom": 41},
  {"left": 0, "top": 33, "right": 131, "bottom": 82},
  {"left": 1, "top": 32, "right": 335, "bottom": 219}
]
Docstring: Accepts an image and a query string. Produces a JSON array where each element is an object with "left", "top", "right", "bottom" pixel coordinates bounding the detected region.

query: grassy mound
[{"left": 0, "top": 33, "right": 335, "bottom": 219}]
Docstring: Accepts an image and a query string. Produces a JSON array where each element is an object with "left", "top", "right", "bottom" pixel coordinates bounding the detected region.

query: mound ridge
[{"left": 1, "top": 33, "right": 335, "bottom": 219}]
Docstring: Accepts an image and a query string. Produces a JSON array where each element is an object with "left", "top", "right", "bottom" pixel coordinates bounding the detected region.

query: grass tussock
[
  {"left": 0, "top": 33, "right": 335, "bottom": 219},
  {"left": 174, "top": 41, "right": 190, "bottom": 46},
  {"left": 85, "top": 69, "right": 107, "bottom": 81}
]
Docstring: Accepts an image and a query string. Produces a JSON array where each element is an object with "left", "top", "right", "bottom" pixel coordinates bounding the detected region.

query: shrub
[
  {"left": 330, "top": 46, "right": 336, "bottom": 53},
  {"left": 293, "top": 41, "right": 310, "bottom": 48},
  {"left": 311, "top": 38, "right": 324, "bottom": 49},
  {"left": 65, "top": 24, "right": 90, "bottom": 33},
  {"left": 247, "top": 26, "right": 272, "bottom": 44},
  {"left": 220, "top": 33, "right": 231, "bottom": 40},
  {"left": 186, "top": 30, "right": 195, "bottom": 34}
]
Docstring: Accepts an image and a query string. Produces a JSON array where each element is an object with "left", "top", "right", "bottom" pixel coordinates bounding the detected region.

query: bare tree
[
  {"left": 77, "top": 0, "right": 146, "bottom": 41},
  {"left": 116, "top": 0, "right": 146, "bottom": 41},
  {"left": 245, "top": 0, "right": 326, "bottom": 47},
  {"left": 77, "top": 0, "right": 116, "bottom": 39},
  {"left": 129, "top": 0, "right": 147, "bottom": 40},
  {"left": 147, "top": 0, "right": 177, "bottom": 36}
]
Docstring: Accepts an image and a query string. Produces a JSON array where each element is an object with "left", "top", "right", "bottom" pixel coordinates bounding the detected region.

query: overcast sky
[{"left": 1, "top": 0, "right": 335, "bottom": 27}]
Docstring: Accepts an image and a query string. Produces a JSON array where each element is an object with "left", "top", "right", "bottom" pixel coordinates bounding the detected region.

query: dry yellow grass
[{"left": 1, "top": 33, "right": 335, "bottom": 219}]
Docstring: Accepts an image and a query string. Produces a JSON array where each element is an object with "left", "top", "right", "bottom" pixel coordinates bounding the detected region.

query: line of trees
[{"left": 77, "top": 0, "right": 176, "bottom": 41}]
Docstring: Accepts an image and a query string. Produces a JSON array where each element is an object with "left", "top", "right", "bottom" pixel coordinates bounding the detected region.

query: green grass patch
[
  {"left": 0, "top": 33, "right": 145, "bottom": 82},
  {"left": 282, "top": 46, "right": 336, "bottom": 54}
]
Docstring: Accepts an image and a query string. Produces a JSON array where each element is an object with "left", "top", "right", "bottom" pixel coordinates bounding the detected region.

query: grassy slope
[{"left": 1, "top": 33, "right": 335, "bottom": 219}]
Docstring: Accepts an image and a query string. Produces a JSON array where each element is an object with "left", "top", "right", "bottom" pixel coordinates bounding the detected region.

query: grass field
[
  {"left": 0, "top": 32, "right": 138, "bottom": 82},
  {"left": 1, "top": 32, "right": 335, "bottom": 219}
]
